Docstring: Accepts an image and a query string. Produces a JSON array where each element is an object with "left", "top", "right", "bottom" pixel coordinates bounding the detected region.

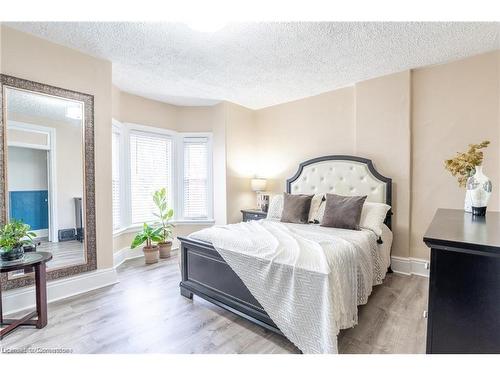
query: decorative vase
[
  {"left": 466, "top": 165, "right": 492, "bottom": 216},
  {"left": 464, "top": 190, "right": 473, "bottom": 213},
  {"left": 0, "top": 245, "right": 24, "bottom": 262}
]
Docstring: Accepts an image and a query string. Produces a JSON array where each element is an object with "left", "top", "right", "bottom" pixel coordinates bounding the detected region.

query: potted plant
[
  {"left": 153, "top": 188, "right": 174, "bottom": 259},
  {"left": 131, "top": 223, "right": 163, "bottom": 264},
  {"left": 0, "top": 220, "right": 36, "bottom": 261},
  {"left": 444, "top": 140, "right": 490, "bottom": 213}
]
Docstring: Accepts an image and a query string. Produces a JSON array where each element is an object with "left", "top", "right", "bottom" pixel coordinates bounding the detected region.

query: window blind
[
  {"left": 130, "top": 131, "right": 172, "bottom": 224},
  {"left": 183, "top": 137, "right": 209, "bottom": 219},
  {"left": 112, "top": 131, "right": 121, "bottom": 230}
]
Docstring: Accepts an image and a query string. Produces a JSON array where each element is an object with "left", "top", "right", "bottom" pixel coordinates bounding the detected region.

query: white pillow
[
  {"left": 267, "top": 194, "right": 284, "bottom": 220},
  {"left": 316, "top": 199, "right": 326, "bottom": 223},
  {"left": 308, "top": 194, "right": 325, "bottom": 223},
  {"left": 359, "top": 202, "right": 391, "bottom": 236}
]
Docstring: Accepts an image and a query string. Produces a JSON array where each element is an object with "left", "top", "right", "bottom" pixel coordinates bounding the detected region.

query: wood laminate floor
[
  {"left": 7, "top": 240, "right": 85, "bottom": 280},
  {"left": 1, "top": 253, "right": 428, "bottom": 354},
  {"left": 39, "top": 239, "right": 85, "bottom": 270}
]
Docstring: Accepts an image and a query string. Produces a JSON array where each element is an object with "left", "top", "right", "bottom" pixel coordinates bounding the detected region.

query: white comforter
[{"left": 189, "top": 219, "right": 384, "bottom": 354}]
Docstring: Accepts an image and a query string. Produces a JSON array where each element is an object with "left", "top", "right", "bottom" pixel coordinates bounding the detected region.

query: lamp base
[
  {"left": 471, "top": 206, "right": 487, "bottom": 216},
  {"left": 256, "top": 193, "right": 269, "bottom": 212}
]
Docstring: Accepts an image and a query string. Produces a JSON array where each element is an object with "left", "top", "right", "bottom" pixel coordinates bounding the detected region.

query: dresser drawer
[{"left": 241, "top": 210, "right": 267, "bottom": 222}]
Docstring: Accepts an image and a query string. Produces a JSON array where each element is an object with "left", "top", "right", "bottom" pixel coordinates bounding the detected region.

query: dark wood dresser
[{"left": 423, "top": 208, "right": 500, "bottom": 353}]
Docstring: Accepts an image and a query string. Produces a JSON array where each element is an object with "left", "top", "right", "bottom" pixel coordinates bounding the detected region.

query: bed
[{"left": 178, "top": 155, "right": 392, "bottom": 353}]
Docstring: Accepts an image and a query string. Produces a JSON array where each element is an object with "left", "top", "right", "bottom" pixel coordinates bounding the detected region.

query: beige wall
[
  {"left": 411, "top": 51, "right": 500, "bottom": 259},
  {"left": 209, "top": 103, "right": 228, "bottom": 225},
  {"left": 1, "top": 26, "right": 114, "bottom": 269},
  {"left": 255, "top": 88, "right": 356, "bottom": 193},
  {"left": 112, "top": 87, "right": 177, "bottom": 130},
  {"left": 225, "top": 102, "right": 256, "bottom": 223},
  {"left": 177, "top": 106, "right": 218, "bottom": 132},
  {"left": 355, "top": 71, "right": 411, "bottom": 257}
]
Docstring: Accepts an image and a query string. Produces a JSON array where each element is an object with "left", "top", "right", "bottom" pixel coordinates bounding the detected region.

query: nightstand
[{"left": 241, "top": 209, "right": 267, "bottom": 222}]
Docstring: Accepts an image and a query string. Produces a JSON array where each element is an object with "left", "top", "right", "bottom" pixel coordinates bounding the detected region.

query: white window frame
[
  {"left": 112, "top": 119, "right": 127, "bottom": 230},
  {"left": 177, "top": 133, "right": 214, "bottom": 223},
  {"left": 112, "top": 121, "right": 214, "bottom": 236},
  {"left": 128, "top": 125, "right": 175, "bottom": 225}
]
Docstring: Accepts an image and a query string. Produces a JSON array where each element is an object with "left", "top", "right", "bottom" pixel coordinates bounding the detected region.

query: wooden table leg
[{"left": 34, "top": 263, "right": 47, "bottom": 329}]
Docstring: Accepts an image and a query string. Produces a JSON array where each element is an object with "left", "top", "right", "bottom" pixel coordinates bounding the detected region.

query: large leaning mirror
[{"left": 0, "top": 75, "right": 96, "bottom": 290}]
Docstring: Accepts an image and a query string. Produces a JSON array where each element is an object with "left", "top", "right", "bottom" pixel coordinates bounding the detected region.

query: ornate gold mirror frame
[{"left": 0, "top": 74, "right": 97, "bottom": 290}]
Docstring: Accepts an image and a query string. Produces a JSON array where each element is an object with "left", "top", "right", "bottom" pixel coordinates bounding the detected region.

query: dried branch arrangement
[{"left": 444, "top": 140, "right": 490, "bottom": 187}]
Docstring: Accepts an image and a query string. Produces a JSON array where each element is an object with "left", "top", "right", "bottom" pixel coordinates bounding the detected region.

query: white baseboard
[
  {"left": 113, "top": 246, "right": 145, "bottom": 268},
  {"left": 113, "top": 244, "right": 180, "bottom": 268},
  {"left": 391, "top": 256, "right": 430, "bottom": 277},
  {"left": 2, "top": 267, "right": 119, "bottom": 315},
  {"left": 33, "top": 229, "right": 49, "bottom": 238}
]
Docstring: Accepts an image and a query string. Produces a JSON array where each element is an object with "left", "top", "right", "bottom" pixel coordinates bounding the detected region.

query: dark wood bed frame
[{"left": 178, "top": 155, "right": 392, "bottom": 336}]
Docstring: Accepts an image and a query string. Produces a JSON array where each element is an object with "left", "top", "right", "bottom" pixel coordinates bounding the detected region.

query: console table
[
  {"left": 423, "top": 209, "right": 500, "bottom": 353},
  {"left": 0, "top": 251, "right": 52, "bottom": 339}
]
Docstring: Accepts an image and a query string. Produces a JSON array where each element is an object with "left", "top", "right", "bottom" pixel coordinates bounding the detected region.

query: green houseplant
[
  {"left": 153, "top": 188, "right": 174, "bottom": 259},
  {"left": 0, "top": 220, "right": 36, "bottom": 261},
  {"left": 131, "top": 223, "right": 163, "bottom": 264}
]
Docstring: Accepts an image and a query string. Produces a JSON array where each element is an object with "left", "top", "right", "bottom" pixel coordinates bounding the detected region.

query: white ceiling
[
  {"left": 6, "top": 87, "right": 83, "bottom": 126},
  {"left": 5, "top": 22, "right": 500, "bottom": 109}
]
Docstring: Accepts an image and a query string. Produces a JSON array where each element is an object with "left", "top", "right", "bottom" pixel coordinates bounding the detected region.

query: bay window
[
  {"left": 111, "top": 121, "right": 213, "bottom": 233},
  {"left": 130, "top": 131, "right": 172, "bottom": 224}
]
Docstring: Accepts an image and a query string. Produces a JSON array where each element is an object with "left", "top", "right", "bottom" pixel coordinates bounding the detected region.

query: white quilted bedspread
[{"left": 189, "top": 219, "right": 383, "bottom": 354}]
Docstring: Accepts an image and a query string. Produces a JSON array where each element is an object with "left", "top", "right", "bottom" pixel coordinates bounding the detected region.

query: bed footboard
[{"left": 178, "top": 236, "right": 281, "bottom": 334}]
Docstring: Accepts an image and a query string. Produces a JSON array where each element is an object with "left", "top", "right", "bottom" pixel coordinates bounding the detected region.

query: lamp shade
[{"left": 251, "top": 178, "right": 267, "bottom": 192}]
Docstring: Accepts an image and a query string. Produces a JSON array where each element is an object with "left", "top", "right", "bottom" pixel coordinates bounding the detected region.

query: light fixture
[
  {"left": 251, "top": 178, "right": 267, "bottom": 192},
  {"left": 186, "top": 20, "right": 227, "bottom": 33},
  {"left": 65, "top": 106, "right": 82, "bottom": 120}
]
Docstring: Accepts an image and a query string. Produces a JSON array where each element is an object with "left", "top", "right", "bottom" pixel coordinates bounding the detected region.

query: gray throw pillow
[
  {"left": 320, "top": 193, "right": 367, "bottom": 230},
  {"left": 280, "top": 193, "right": 313, "bottom": 224}
]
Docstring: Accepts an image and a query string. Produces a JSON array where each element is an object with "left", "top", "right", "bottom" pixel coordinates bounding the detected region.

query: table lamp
[{"left": 251, "top": 178, "right": 268, "bottom": 212}]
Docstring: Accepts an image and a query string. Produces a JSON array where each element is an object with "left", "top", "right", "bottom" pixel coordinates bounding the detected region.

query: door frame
[{"left": 7, "top": 121, "right": 58, "bottom": 242}]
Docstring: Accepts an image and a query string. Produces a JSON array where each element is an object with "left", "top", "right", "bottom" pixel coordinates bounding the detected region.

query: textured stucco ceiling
[
  {"left": 5, "top": 22, "right": 500, "bottom": 109},
  {"left": 6, "top": 87, "right": 83, "bottom": 126}
]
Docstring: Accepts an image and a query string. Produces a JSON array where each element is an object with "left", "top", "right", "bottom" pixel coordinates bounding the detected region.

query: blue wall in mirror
[{"left": 9, "top": 190, "right": 49, "bottom": 230}]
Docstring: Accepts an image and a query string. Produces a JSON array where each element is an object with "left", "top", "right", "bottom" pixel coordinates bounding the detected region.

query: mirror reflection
[{"left": 5, "top": 87, "right": 86, "bottom": 271}]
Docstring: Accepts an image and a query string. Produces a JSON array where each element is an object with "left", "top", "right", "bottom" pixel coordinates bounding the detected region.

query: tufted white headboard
[{"left": 286, "top": 155, "right": 392, "bottom": 228}]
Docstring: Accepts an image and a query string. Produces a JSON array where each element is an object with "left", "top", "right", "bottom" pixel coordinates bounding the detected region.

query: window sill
[
  {"left": 113, "top": 219, "right": 215, "bottom": 238},
  {"left": 174, "top": 219, "right": 215, "bottom": 225}
]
